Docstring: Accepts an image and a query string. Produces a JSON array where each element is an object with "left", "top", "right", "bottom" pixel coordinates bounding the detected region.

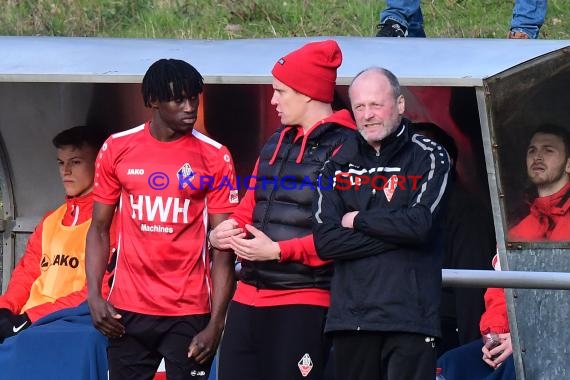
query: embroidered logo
[
  {"left": 229, "top": 190, "right": 239, "bottom": 204},
  {"left": 12, "top": 320, "right": 28, "bottom": 333},
  {"left": 178, "top": 163, "right": 195, "bottom": 189},
  {"left": 298, "top": 353, "right": 313, "bottom": 377},
  {"left": 383, "top": 174, "right": 399, "bottom": 202}
]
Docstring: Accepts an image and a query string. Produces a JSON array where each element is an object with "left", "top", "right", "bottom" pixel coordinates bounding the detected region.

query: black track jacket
[{"left": 313, "top": 119, "right": 450, "bottom": 337}]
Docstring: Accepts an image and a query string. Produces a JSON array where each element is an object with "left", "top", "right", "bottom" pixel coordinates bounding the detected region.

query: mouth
[
  {"left": 181, "top": 115, "right": 197, "bottom": 124},
  {"left": 531, "top": 164, "right": 546, "bottom": 172},
  {"left": 363, "top": 122, "right": 382, "bottom": 129}
]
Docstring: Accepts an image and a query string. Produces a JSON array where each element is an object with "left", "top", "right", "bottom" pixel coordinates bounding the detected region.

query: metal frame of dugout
[{"left": 1, "top": 36, "right": 570, "bottom": 379}]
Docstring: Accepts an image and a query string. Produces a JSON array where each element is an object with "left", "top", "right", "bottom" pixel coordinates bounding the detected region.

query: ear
[
  {"left": 565, "top": 157, "right": 570, "bottom": 174},
  {"left": 149, "top": 99, "right": 160, "bottom": 109},
  {"left": 396, "top": 94, "right": 405, "bottom": 115}
]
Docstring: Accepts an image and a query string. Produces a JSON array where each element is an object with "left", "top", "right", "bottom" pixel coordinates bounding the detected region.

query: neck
[
  {"left": 149, "top": 119, "right": 189, "bottom": 142},
  {"left": 537, "top": 179, "right": 570, "bottom": 197},
  {"left": 299, "top": 103, "right": 333, "bottom": 133}
]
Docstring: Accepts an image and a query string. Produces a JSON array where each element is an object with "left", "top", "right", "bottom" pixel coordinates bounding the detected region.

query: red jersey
[{"left": 94, "top": 122, "right": 237, "bottom": 316}]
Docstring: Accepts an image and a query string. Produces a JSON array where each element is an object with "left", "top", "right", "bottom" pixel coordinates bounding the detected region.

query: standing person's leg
[
  {"left": 383, "top": 332, "right": 437, "bottom": 380},
  {"left": 333, "top": 331, "right": 382, "bottom": 380},
  {"left": 258, "top": 305, "right": 330, "bottom": 380},
  {"left": 407, "top": 5, "right": 426, "bottom": 37},
  {"left": 218, "top": 301, "right": 261, "bottom": 380},
  {"left": 107, "top": 311, "right": 165, "bottom": 380},
  {"left": 377, "top": 0, "right": 423, "bottom": 37},
  {"left": 158, "top": 314, "right": 213, "bottom": 380},
  {"left": 509, "top": 0, "right": 548, "bottom": 38}
]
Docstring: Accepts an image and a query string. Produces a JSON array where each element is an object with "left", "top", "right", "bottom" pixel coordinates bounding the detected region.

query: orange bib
[{"left": 22, "top": 204, "right": 91, "bottom": 312}]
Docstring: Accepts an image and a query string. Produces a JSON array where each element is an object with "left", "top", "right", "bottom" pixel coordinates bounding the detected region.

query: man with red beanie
[
  {"left": 437, "top": 124, "right": 570, "bottom": 380},
  {"left": 210, "top": 40, "right": 356, "bottom": 380}
]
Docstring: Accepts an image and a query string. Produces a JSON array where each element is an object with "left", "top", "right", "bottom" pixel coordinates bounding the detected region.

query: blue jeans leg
[
  {"left": 510, "top": 0, "right": 548, "bottom": 38},
  {"left": 437, "top": 340, "right": 494, "bottom": 380},
  {"left": 437, "top": 339, "right": 516, "bottom": 380},
  {"left": 380, "top": 0, "right": 426, "bottom": 37}
]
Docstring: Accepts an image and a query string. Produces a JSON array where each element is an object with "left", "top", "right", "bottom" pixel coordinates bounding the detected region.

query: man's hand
[
  {"left": 0, "top": 308, "right": 31, "bottom": 340},
  {"left": 341, "top": 211, "right": 359, "bottom": 228},
  {"left": 209, "top": 219, "right": 245, "bottom": 250},
  {"left": 482, "top": 332, "right": 512, "bottom": 368},
  {"left": 229, "top": 224, "right": 280, "bottom": 261},
  {"left": 88, "top": 295, "right": 125, "bottom": 339},
  {"left": 188, "top": 321, "right": 224, "bottom": 364}
]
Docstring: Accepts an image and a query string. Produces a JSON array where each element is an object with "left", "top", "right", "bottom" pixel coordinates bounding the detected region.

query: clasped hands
[
  {"left": 481, "top": 332, "right": 512, "bottom": 369},
  {"left": 209, "top": 219, "right": 281, "bottom": 261}
]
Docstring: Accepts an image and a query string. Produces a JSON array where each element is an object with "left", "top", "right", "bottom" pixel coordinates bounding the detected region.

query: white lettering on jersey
[
  {"left": 127, "top": 168, "right": 145, "bottom": 175},
  {"left": 130, "top": 195, "right": 191, "bottom": 223}
]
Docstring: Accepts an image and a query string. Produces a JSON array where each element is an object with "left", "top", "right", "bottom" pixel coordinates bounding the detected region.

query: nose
[
  {"left": 270, "top": 92, "right": 278, "bottom": 106},
  {"left": 61, "top": 162, "right": 72, "bottom": 176},
  {"left": 363, "top": 106, "right": 375, "bottom": 120},
  {"left": 182, "top": 99, "right": 194, "bottom": 112}
]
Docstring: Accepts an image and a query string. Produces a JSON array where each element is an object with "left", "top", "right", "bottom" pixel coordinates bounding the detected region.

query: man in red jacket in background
[
  {"left": 437, "top": 124, "right": 570, "bottom": 380},
  {"left": 0, "top": 125, "right": 112, "bottom": 342}
]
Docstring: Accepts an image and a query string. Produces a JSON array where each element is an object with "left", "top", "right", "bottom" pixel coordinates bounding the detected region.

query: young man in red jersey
[
  {"left": 86, "top": 59, "right": 237, "bottom": 380},
  {"left": 210, "top": 40, "right": 356, "bottom": 380},
  {"left": 0, "top": 126, "right": 108, "bottom": 340}
]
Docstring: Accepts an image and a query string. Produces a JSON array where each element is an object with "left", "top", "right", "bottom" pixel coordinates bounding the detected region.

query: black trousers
[
  {"left": 108, "top": 309, "right": 212, "bottom": 380},
  {"left": 218, "top": 301, "right": 330, "bottom": 380},
  {"left": 332, "top": 330, "right": 437, "bottom": 380}
]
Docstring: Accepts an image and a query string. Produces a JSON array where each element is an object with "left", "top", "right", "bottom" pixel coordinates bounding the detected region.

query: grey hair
[{"left": 349, "top": 66, "right": 402, "bottom": 99}]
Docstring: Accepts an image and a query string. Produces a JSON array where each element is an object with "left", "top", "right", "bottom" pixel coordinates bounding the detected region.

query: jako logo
[
  {"left": 40, "top": 254, "right": 80, "bottom": 271},
  {"left": 127, "top": 168, "right": 145, "bottom": 175}
]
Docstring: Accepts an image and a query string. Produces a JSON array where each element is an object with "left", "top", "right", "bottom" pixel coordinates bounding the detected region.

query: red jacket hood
[{"left": 269, "top": 109, "right": 356, "bottom": 165}]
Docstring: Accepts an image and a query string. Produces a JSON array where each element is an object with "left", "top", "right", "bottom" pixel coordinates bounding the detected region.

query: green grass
[{"left": 0, "top": 0, "right": 569, "bottom": 39}]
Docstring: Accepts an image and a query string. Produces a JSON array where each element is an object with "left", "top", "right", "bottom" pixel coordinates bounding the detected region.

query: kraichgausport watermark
[{"left": 145, "top": 171, "right": 422, "bottom": 191}]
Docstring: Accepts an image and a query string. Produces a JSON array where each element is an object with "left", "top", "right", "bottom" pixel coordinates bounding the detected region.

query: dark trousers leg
[
  {"left": 333, "top": 331, "right": 437, "bottom": 380},
  {"left": 219, "top": 301, "right": 329, "bottom": 380}
]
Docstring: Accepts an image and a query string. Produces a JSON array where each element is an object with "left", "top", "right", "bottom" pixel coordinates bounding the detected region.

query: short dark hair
[
  {"left": 141, "top": 58, "right": 204, "bottom": 107},
  {"left": 52, "top": 125, "right": 106, "bottom": 150},
  {"left": 530, "top": 124, "right": 570, "bottom": 157}
]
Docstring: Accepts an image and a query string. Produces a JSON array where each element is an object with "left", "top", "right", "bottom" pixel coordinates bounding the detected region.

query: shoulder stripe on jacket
[{"left": 411, "top": 134, "right": 449, "bottom": 213}]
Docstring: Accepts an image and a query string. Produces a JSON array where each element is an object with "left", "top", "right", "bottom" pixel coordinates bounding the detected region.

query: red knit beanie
[{"left": 271, "top": 40, "right": 342, "bottom": 103}]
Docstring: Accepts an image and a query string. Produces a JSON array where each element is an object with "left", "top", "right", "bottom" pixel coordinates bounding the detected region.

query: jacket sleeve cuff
[{"left": 277, "top": 240, "right": 291, "bottom": 262}]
